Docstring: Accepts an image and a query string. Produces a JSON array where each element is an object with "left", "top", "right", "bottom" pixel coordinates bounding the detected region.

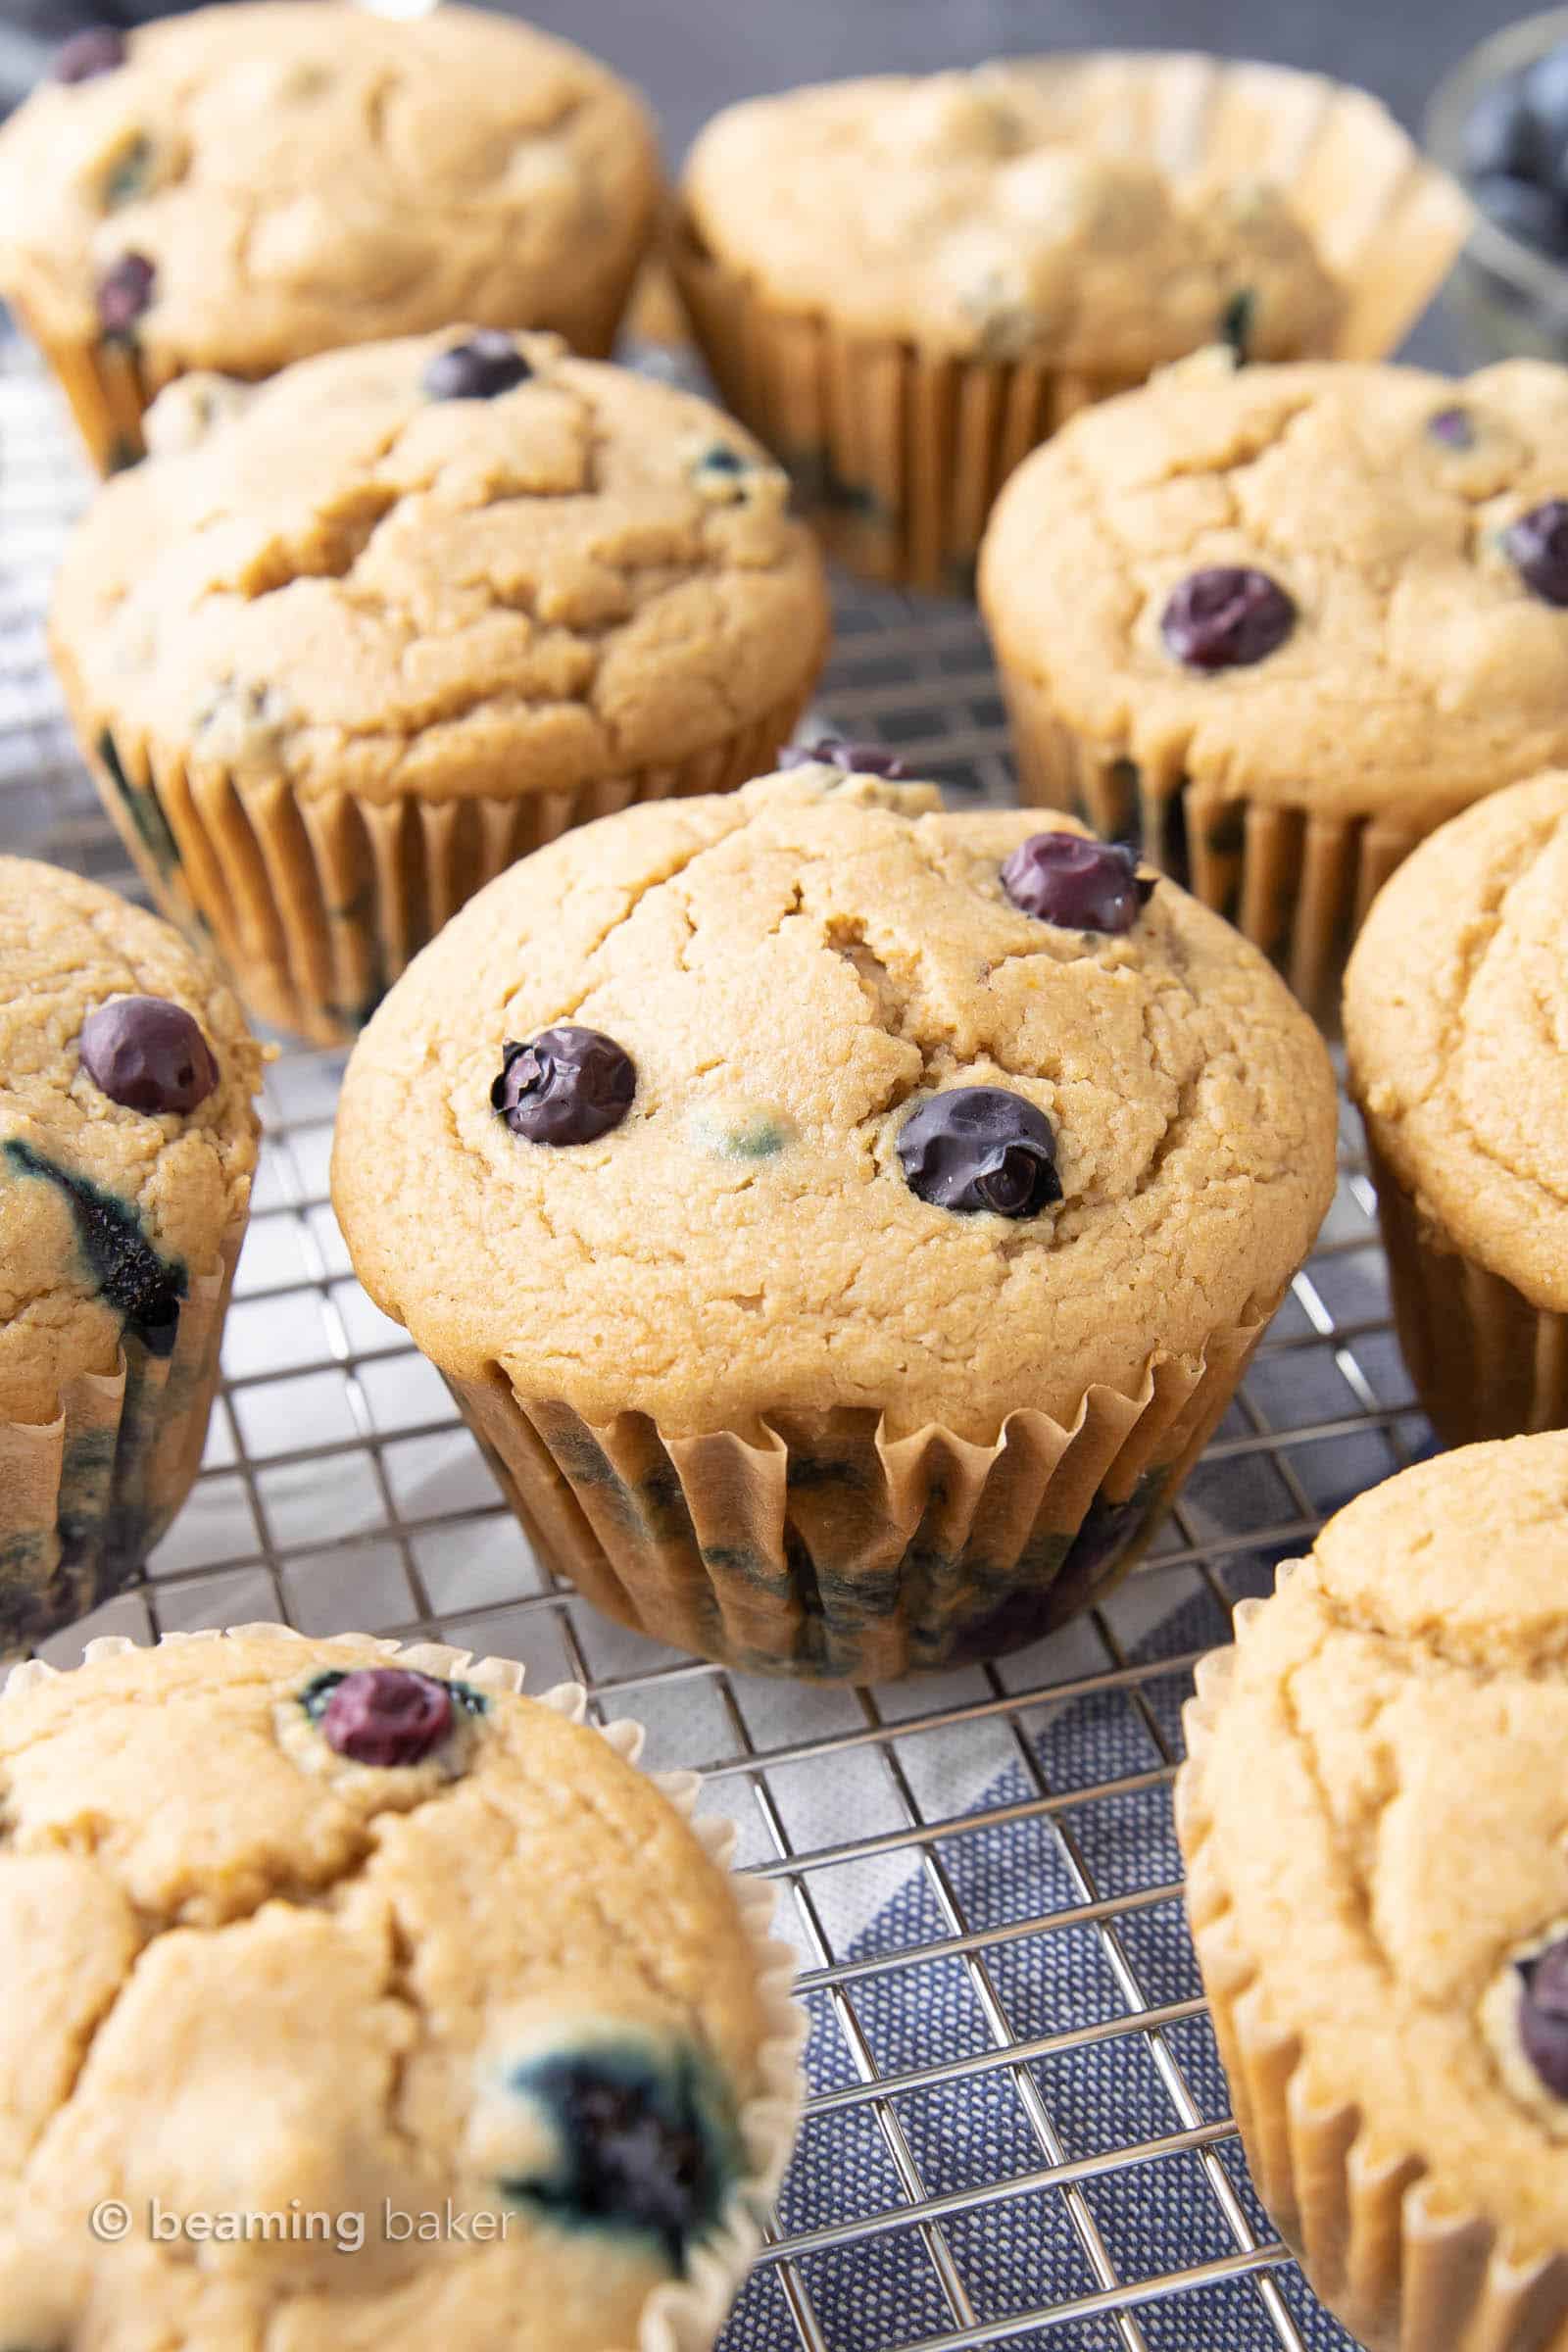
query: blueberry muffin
[
  {"left": 671, "top": 54, "right": 1465, "bottom": 590},
  {"left": 1345, "top": 770, "right": 1568, "bottom": 1446},
  {"left": 50, "top": 330, "right": 830, "bottom": 1046},
  {"left": 0, "top": 1623, "right": 804, "bottom": 2348},
  {"left": 331, "top": 760, "right": 1337, "bottom": 1682},
  {"left": 982, "top": 356, "right": 1568, "bottom": 1018},
  {"left": 0, "top": 1, "right": 662, "bottom": 472},
  {"left": 0, "top": 857, "right": 261, "bottom": 1651},
  {"left": 1179, "top": 1434, "right": 1568, "bottom": 2352}
]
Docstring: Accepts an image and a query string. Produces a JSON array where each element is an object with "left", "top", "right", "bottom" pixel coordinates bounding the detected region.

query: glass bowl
[{"left": 1427, "top": 6, "right": 1568, "bottom": 359}]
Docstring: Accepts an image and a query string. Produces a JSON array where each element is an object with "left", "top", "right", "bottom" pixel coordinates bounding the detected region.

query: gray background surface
[{"left": 504, "top": 0, "right": 1515, "bottom": 369}]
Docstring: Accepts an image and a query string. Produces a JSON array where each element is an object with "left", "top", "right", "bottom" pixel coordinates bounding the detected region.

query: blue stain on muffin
[
  {"left": 491, "top": 2035, "right": 741, "bottom": 2272},
  {"left": 3, "top": 1141, "right": 186, "bottom": 1357}
]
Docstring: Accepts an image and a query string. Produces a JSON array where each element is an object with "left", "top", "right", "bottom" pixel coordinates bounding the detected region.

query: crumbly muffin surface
[
  {"left": 0, "top": 2, "right": 661, "bottom": 369},
  {"left": 681, "top": 66, "right": 1341, "bottom": 367},
  {"left": 1346, "top": 771, "right": 1568, "bottom": 1314},
  {"left": 332, "top": 765, "right": 1337, "bottom": 1441},
  {"left": 0, "top": 857, "right": 260, "bottom": 1425},
  {"left": 981, "top": 359, "right": 1568, "bottom": 821},
  {"left": 49, "top": 332, "right": 829, "bottom": 808},
  {"left": 0, "top": 1629, "right": 772, "bottom": 2349},
  {"left": 1180, "top": 1434, "right": 1568, "bottom": 2255}
]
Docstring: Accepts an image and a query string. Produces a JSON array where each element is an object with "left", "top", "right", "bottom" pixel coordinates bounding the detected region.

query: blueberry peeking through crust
[
  {"left": 422, "top": 331, "right": 533, "bottom": 402},
  {"left": 492, "top": 1027, "right": 636, "bottom": 1145},
  {"left": 1160, "top": 567, "right": 1296, "bottom": 670},
  {"left": 898, "top": 1088, "right": 1061, "bottom": 1218},
  {"left": 1001, "top": 832, "right": 1154, "bottom": 934},
  {"left": 79, "top": 997, "right": 219, "bottom": 1116},
  {"left": 494, "top": 2041, "right": 738, "bottom": 2272},
  {"left": 1518, "top": 1939, "right": 1568, "bottom": 2096},
  {"left": 2, "top": 1140, "right": 185, "bottom": 1355},
  {"left": 1505, "top": 501, "right": 1568, "bottom": 607},
  {"left": 778, "top": 737, "right": 908, "bottom": 779},
  {"left": 95, "top": 252, "right": 155, "bottom": 338},
  {"left": 299, "top": 1667, "right": 487, "bottom": 1766},
  {"left": 1427, "top": 405, "right": 1477, "bottom": 450}
]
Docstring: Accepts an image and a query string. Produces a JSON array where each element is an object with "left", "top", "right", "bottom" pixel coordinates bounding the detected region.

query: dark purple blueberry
[
  {"left": 422, "top": 331, "right": 533, "bottom": 402},
  {"left": 897, "top": 1088, "right": 1060, "bottom": 1218},
  {"left": 1472, "top": 173, "right": 1568, "bottom": 258},
  {"left": 318, "top": 1668, "right": 454, "bottom": 1767},
  {"left": 1462, "top": 73, "right": 1544, "bottom": 181},
  {"left": 79, "top": 996, "right": 219, "bottom": 1115},
  {"left": 1001, "top": 831, "right": 1154, "bottom": 934},
  {"left": 778, "top": 736, "right": 907, "bottom": 779},
  {"left": 1506, "top": 500, "right": 1568, "bottom": 605},
  {"left": 492, "top": 1026, "right": 636, "bottom": 1145},
  {"left": 53, "top": 24, "right": 126, "bottom": 81},
  {"left": 95, "top": 252, "right": 155, "bottom": 337},
  {"left": 1518, "top": 1940, "right": 1568, "bottom": 2097},
  {"left": 1426, "top": 405, "right": 1477, "bottom": 451},
  {"left": 1160, "top": 567, "right": 1296, "bottom": 671},
  {"left": 498, "top": 2042, "right": 736, "bottom": 2270}
]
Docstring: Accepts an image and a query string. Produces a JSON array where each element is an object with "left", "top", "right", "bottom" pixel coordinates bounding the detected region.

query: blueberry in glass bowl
[{"left": 1428, "top": 8, "right": 1568, "bottom": 356}]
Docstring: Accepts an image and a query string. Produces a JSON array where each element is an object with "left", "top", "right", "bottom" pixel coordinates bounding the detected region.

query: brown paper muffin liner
[
  {"left": 669, "top": 54, "right": 1467, "bottom": 594},
  {"left": 1178, "top": 1601, "right": 1568, "bottom": 2352},
  {"left": 0, "top": 1216, "right": 245, "bottom": 1658},
  {"left": 72, "top": 691, "right": 813, "bottom": 1049},
  {"left": 446, "top": 1298, "right": 1276, "bottom": 1682},
  {"left": 1362, "top": 1140, "right": 1568, "bottom": 1450},
  {"left": 997, "top": 667, "right": 1430, "bottom": 1024},
  {"left": 3, "top": 1624, "right": 808, "bottom": 2352},
  {"left": 16, "top": 272, "right": 638, "bottom": 478}
]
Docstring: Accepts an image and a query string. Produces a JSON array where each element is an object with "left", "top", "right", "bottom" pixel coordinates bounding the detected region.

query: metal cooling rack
[{"left": 0, "top": 331, "right": 1423, "bottom": 2352}]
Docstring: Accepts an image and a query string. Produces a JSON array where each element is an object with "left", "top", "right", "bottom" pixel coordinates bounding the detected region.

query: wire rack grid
[{"left": 0, "top": 333, "right": 1422, "bottom": 2352}]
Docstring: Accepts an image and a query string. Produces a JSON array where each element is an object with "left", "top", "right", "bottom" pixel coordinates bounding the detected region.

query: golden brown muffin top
[
  {"left": 0, "top": 856, "right": 261, "bottom": 1425},
  {"left": 332, "top": 764, "right": 1337, "bottom": 1441},
  {"left": 50, "top": 332, "right": 830, "bottom": 808},
  {"left": 0, "top": 3, "right": 661, "bottom": 370}
]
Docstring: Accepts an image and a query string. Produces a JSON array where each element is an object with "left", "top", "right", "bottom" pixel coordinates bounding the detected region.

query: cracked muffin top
[
  {"left": 1179, "top": 1433, "right": 1568, "bottom": 2250},
  {"left": 980, "top": 358, "right": 1568, "bottom": 823},
  {"left": 331, "top": 763, "right": 1337, "bottom": 1441},
  {"left": 0, "top": 856, "right": 261, "bottom": 1427},
  {"left": 0, "top": 1625, "right": 793, "bottom": 2350},
  {"left": 48, "top": 331, "right": 829, "bottom": 808},
  {"left": 680, "top": 65, "right": 1342, "bottom": 368},
  {"left": 1345, "top": 770, "right": 1568, "bottom": 1315},
  {"left": 0, "top": 2, "right": 661, "bottom": 373}
]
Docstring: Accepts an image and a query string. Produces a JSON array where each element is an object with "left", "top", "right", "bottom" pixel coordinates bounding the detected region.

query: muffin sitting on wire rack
[
  {"left": 0, "top": 0, "right": 662, "bottom": 471},
  {"left": 981, "top": 354, "right": 1568, "bottom": 1016},
  {"left": 670, "top": 53, "right": 1468, "bottom": 591},
  {"left": 48, "top": 327, "right": 830, "bottom": 1046},
  {"left": 332, "top": 756, "right": 1336, "bottom": 1683}
]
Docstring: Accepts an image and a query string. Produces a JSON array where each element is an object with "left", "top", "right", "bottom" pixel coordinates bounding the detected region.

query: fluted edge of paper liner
[
  {"left": 1176, "top": 1576, "right": 1568, "bottom": 2352},
  {"left": 0, "top": 1211, "right": 246, "bottom": 1660},
  {"left": 668, "top": 51, "right": 1466, "bottom": 594},
  {"left": 444, "top": 1291, "right": 1279, "bottom": 1683},
  {"left": 65, "top": 685, "right": 818, "bottom": 1050},
  {"left": 1361, "top": 1138, "right": 1568, "bottom": 1449},
  {"left": 0, "top": 1622, "right": 808, "bottom": 2352}
]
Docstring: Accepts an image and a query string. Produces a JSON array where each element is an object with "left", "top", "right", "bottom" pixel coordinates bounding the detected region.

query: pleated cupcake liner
[
  {"left": 1178, "top": 1590, "right": 1568, "bottom": 2352},
  {"left": 1362, "top": 1140, "right": 1568, "bottom": 1449},
  {"left": 0, "top": 1215, "right": 245, "bottom": 1658},
  {"left": 669, "top": 52, "right": 1466, "bottom": 594},
  {"left": 15, "top": 271, "right": 639, "bottom": 477},
  {"left": 3, "top": 1622, "right": 808, "bottom": 2352},
  {"left": 995, "top": 664, "right": 1429, "bottom": 1025},
  {"left": 446, "top": 1297, "right": 1275, "bottom": 1683},
  {"left": 71, "top": 689, "right": 813, "bottom": 1049}
]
